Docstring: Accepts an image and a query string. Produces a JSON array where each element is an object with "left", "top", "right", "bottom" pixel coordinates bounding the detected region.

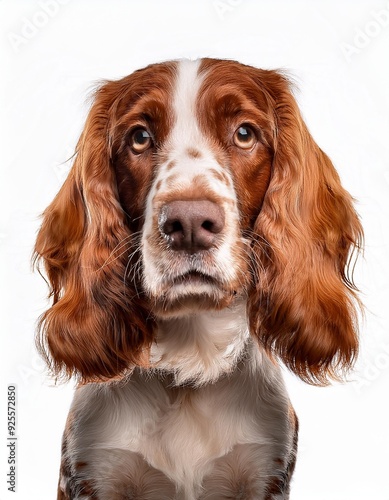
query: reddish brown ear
[
  {"left": 248, "top": 72, "right": 363, "bottom": 385},
  {"left": 34, "top": 85, "right": 154, "bottom": 382}
]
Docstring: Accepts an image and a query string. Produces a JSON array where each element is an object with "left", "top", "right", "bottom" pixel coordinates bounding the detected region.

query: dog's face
[
  {"left": 112, "top": 60, "right": 273, "bottom": 317},
  {"left": 34, "top": 59, "right": 362, "bottom": 384}
]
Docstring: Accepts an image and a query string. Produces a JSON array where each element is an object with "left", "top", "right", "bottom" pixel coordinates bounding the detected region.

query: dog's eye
[
  {"left": 129, "top": 128, "right": 153, "bottom": 154},
  {"left": 233, "top": 125, "right": 257, "bottom": 150}
]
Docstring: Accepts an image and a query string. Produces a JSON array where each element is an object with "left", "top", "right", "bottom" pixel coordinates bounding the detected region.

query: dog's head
[{"left": 34, "top": 59, "right": 363, "bottom": 384}]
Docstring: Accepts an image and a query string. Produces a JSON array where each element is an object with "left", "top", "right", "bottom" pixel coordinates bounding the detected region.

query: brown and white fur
[{"left": 34, "top": 58, "right": 362, "bottom": 499}]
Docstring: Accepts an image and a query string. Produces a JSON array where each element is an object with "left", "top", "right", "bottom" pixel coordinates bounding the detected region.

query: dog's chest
[
  {"left": 94, "top": 371, "right": 264, "bottom": 471},
  {"left": 64, "top": 347, "right": 295, "bottom": 500},
  {"left": 71, "top": 353, "right": 289, "bottom": 492}
]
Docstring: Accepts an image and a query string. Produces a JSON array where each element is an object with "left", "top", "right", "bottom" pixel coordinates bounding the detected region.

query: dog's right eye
[
  {"left": 129, "top": 128, "right": 153, "bottom": 154},
  {"left": 233, "top": 125, "right": 257, "bottom": 150}
]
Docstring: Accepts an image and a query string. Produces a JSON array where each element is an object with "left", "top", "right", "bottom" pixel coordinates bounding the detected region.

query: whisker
[
  {"left": 96, "top": 244, "right": 132, "bottom": 272},
  {"left": 96, "top": 230, "right": 144, "bottom": 272}
]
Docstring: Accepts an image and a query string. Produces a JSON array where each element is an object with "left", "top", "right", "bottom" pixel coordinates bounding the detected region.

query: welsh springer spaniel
[{"left": 34, "top": 58, "right": 362, "bottom": 499}]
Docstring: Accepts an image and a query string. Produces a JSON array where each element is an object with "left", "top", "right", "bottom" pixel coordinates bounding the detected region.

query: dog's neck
[{"left": 149, "top": 301, "right": 250, "bottom": 387}]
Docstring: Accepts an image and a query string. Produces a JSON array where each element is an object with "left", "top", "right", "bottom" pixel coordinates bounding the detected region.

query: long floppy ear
[
  {"left": 34, "top": 84, "right": 154, "bottom": 382},
  {"left": 248, "top": 72, "right": 363, "bottom": 385}
]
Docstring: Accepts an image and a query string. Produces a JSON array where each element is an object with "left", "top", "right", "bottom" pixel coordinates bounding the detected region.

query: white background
[{"left": 1, "top": 1, "right": 388, "bottom": 499}]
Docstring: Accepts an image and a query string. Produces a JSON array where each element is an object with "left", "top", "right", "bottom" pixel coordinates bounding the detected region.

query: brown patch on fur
[
  {"left": 264, "top": 477, "right": 285, "bottom": 499},
  {"left": 186, "top": 147, "right": 202, "bottom": 159},
  {"left": 209, "top": 168, "right": 231, "bottom": 187},
  {"left": 58, "top": 447, "right": 72, "bottom": 498},
  {"left": 79, "top": 480, "right": 99, "bottom": 499},
  {"left": 166, "top": 160, "right": 176, "bottom": 171},
  {"left": 287, "top": 406, "right": 299, "bottom": 481},
  {"left": 165, "top": 174, "right": 179, "bottom": 189},
  {"left": 264, "top": 406, "right": 299, "bottom": 499},
  {"left": 153, "top": 175, "right": 230, "bottom": 207}
]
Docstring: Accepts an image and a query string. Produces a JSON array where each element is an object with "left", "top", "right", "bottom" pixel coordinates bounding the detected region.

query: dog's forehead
[
  {"left": 109, "top": 58, "right": 277, "bottom": 129},
  {"left": 112, "top": 59, "right": 270, "bottom": 134},
  {"left": 124, "top": 58, "right": 261, "bottom": 108}
]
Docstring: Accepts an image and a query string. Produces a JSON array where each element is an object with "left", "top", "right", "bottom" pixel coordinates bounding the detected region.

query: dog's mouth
[
  {"left": 150, "top": 267, "right": 237, "bottom": 317},
  {"left": 171, "top": 270, "right": 220, "bottom": 287}
]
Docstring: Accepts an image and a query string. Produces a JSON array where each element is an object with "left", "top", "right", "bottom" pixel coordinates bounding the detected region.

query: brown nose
[{"left": 160, "top": 200, "right": 225, "bottom": 252}]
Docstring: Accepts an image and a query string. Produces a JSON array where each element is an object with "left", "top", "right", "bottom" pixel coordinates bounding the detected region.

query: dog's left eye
[
  {"left": 233, "top": 125, "right": 257, "bottom": 150},
  {"left": 129, "top": 128, "right": 153, "bottom": 154}
]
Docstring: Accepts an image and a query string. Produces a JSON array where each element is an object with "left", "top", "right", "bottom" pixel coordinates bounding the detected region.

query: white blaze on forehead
[{"left": 169, "top": 59, "right": 206, "bottom": 155}]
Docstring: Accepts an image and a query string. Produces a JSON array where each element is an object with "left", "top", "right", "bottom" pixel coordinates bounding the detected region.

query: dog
[{"left": 34, "top": 58, "right": 362, "bottom": 499}]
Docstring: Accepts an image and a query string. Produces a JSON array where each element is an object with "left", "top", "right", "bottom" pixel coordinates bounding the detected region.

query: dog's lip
[{"left": 171, "top": 270, "right": 220, "bottom": 286}]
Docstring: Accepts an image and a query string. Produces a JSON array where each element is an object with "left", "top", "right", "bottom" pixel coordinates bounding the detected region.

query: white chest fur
[{"left": 68, "top": 308, "right": 293, "bottom": 498}]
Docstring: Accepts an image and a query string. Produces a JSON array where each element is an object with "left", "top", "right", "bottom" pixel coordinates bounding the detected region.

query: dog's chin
[{"left": 150, "top": 276, "right": 238, "bottom": 319}]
